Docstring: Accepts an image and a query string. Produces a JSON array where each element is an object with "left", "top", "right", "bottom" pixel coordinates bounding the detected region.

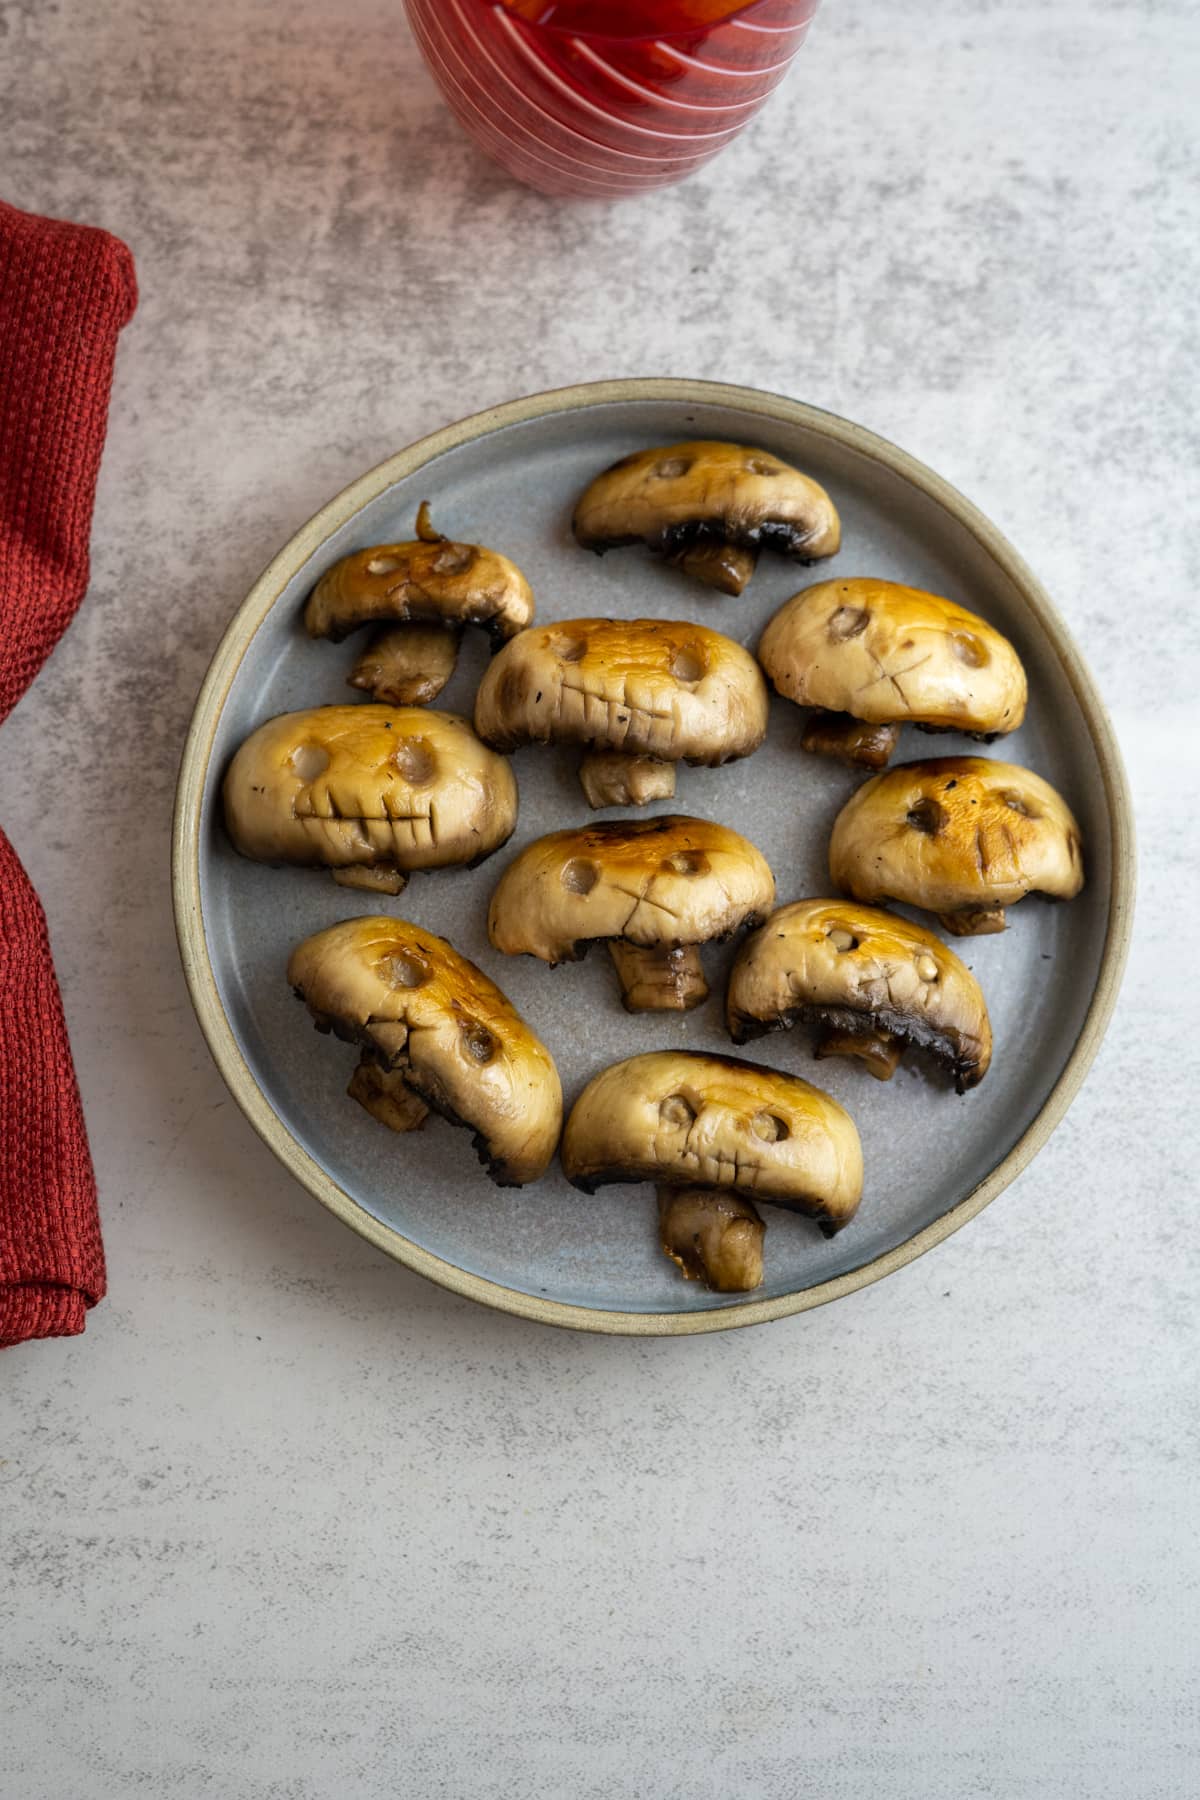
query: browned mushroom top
[
  {"left": 560, "top": 1050, "right": 864, "bottom": 1236},
  {"left": 488, "top": 816, "right": 775, "bottom": 966},
  {"left": 304, "top": 505, "right": 534, "bottom": 644},
  {"left": 726, "top": 898, "right": 993, "bottom": 1091},
  {"left": 222, "top": 704, "right": 517, "bottom": 890},
  {"left": 758, "top": 578, "right": 1028, "bottom": 736},
  {"left": 473, "top": 618, "right": 769, "bottom": 766},
  {"left": 829, "top": 757, "right": 1085, "bottom": 925},
  {"left": 287, "top": 915, "right": 562, "bottom": 1186},
  {"left": 572, "top": 441, "right": 840, "bottom": 593}
]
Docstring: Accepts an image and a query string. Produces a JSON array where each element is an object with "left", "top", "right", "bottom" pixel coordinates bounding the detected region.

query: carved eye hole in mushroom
[
  {"left": 1000, "top": 790, "right": 1037, "bottom": 818},
  {"left": 952, "top": 632, "right": 988, "bottom": 668},
  {"left": 432, "top": 544, "right": 473, "bottom": 575},
  {"left": 290, "top": 744, "right": 330, "bottom": 782},
  {"left": 548, "top": 631, "right": 587, "bottom": 663},
  {"left": 659, "top": 1094, "right": 696, "bottom": 1128},
  {"left": 382, "top": 952, "right": 429, "bottom": 990},
  {"left": 828, "top": 605, "right": 870, "bottom": 641},
  {"left": 661, "top": 850, "right": 709, "bottom": 877},
  {"left": 655, "top": 457, "right": 692, "bottom": 479},
  {"left": 392, "top": 739, "right": 436, "bottom": 785},
  {"left": 561, "top": 857, "right": 599, "bottom": 895},
  {"left": 827, "top": 926, "right": 860, "bottom": 953},
  {"left": 366, "top": 554, "right": 405, "bottom": 576},
  {"left": 460, "top": 1018, "right": 498, "bottom": 1064},
  {"left": 745, "top": 457, "right": 780, "bottom": 477},
  {"left": 751, "top": 1111, "right": 790, "bottom": 1143},
  {"left": 906, "top": 797, "right": 947, "bottom": 835},
  {"left": 669, "top": 645, "right": 707, "bottom": 683}
]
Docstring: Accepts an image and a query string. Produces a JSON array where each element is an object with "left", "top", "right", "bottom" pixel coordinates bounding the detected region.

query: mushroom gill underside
[
  {"left": 301, "top": 1005, "right": 524, "bottom": 1185},
  {"left": 800, "top": 710, "right": 1006, "bottom": 770},
  {"left": 730, "top": 998, "right": 983, "bottom": 1092}
]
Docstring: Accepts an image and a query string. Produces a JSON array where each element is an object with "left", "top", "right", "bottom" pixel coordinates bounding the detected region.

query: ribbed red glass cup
[{"left": 404, "top": 0, "right": 820, "bottom": 197}]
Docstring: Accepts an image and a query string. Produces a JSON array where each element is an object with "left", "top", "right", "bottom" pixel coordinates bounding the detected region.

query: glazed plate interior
[{"left": 180, "top": 385, "right": 1126, "bottom": 1329}]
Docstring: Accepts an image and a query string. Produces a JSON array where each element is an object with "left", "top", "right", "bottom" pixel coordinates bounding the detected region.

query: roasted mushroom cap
[
  {"left": 658, "top": 1187, "right": 765, "bottom": 1293},
  {"left": 829, "top": 756, "right": 1085, "bottom": 936},
  {"left": 488, "top": 816, "right": 776, "bottom": 1012},
  {"left": 572, "top": 441, "right": 840, "bottom": 595},
  {"left": 223, "top": 704, "right": 517, "bottom": 894},
  {"left": 474, "top": 618, "right": 769, "bottom": 808},
  {"left": 758, "top": 578, "right": 1028, "bottom": 769},
  {"left": 561, "top": 1050, "right": 864, "bottom": 1240},
  {"left": 305, "top": 504, "right": 534, "bottom": 705},
  {"left": 287, "top": 916, "right": 562, "bottom": 1186},
  {"left": 727, "top": 899, "right": 992, "bottom": 1092}
]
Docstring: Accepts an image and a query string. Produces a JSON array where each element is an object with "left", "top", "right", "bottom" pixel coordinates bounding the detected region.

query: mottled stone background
[{"left": 1, "top": 1, "right": 1197, "bottom": 1794}]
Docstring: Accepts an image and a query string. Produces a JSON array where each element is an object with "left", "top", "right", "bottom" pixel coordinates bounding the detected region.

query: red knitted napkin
[{"left": 0, "top": 199, "right": 137, "bottom": 1348}]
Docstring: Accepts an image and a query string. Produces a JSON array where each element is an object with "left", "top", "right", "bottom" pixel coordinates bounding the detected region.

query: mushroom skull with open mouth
[
  {"left": 304, "top": 503, "right": 535, "bottom": 705},
  {"left": 288, "top": 915, "right": 562, "bottom": 1187},
  {"left": 473, "top": 617, "right": 769, "bottom": 809},
  {"left": 572, "top": 441, "right": 841, "bottom": 596},
  {"left": 561, "top": 1050, "right": 864, "bottom": 1291},
  {"left": 488, "top": 815, "right": 776, "bottom": 1012},
  {"left": 829, "top": 756, "right": 1085, "bottom": 936},
  {"left": 758, "top": 578, "right": 1028, "bottom": 770},
  {"left": 727, "top": 898, "right": 993, "bottom": 1091},
  {"left": 223, "top": 703, "right": 518, "bottom": 894}
]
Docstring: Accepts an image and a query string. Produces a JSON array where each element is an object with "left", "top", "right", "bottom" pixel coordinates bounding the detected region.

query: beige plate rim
[{"left": 171, "top": 378, "right": 1136, "bottom": 1337}]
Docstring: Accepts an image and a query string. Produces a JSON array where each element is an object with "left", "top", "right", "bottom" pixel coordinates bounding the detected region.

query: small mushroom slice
[
  {"left": 223, "top": 704, "right": 517, "bottom": 893},
  {"left": 488, "top": 816, "right": 775, "bottom": 1013},
  {"left": 305, "top": 503, "right": 534, "bottom": 704},
  {"left": 474, "top": 618, "right": 769, "bottom": 808},
  {"left": 758, "top": 579, "right": 1028, "bottom": 769},
  {"left": 727, "top": 899, "right": 992, "bottom": 1092},
  {"left": 288, "top": 916, "right": 562, "bottom": 1186},
  {"left": 658, "top": 1187, "right": 765, "bottom": 1294},
  {"left": 561, "top": 1051, "right": 864, "bottom": 1254},
  {"left": 572, "top": 441, "right": 840, "bottom": 595},
  {"left": 347, "top": 621, "right": 463, "bottom": 706},
  {"left": 577, "top": 751, "right": 675, "bottom": 810},
  {"left": 829, "top": 756, "right": 1085, "bottom": 936}
]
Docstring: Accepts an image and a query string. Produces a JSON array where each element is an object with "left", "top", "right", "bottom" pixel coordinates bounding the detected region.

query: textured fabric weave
[{"left": 0, "top": 198, "right": 137, "bottom": 1348}]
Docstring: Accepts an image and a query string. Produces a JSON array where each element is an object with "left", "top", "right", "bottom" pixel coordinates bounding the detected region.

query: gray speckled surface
[{"left": 1, "top": 1, "right": 1196, "bottom": 1794}]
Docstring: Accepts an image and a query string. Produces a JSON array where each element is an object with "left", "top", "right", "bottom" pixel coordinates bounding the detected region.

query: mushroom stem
[
  {"left": 800, "top": 711, "right": 901, "bottom": 770},
  {"left": 608, "top": 941, "right": 708, "bottom": 1012},
  {"left": 347, "top": 1058, "right": 431, "bottom": 1132},
  {"left": 671, "top": 542, "right": 758, "bottom": 596},
  {"left": 348, "top": 621, "right": 462, "bottom": 705},
  {"left": 414, "top": 500, "right": 443, "bottom": 543},
  {"left": 331, "top": 864, "right": 407, "bottom": 896},
  {"left": 937, "top": 905, "right": 1007, "bottom": 937},
  {"left": 814, "top": 1022, "right": 905, "bottom": 1082},
  {"left": 578, "top": 750, "right": 676, "bottom": 809},
  {"left": 657, "top": 1185, "right": 765, "bottom": 1292}
]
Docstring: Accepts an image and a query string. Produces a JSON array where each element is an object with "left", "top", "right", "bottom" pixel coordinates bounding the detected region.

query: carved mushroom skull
[
  {"left": 223, "top": 704, "right": 518, "bottom": 894},
  {"left": 488, "top": 815, "right": 776, "bottom": 1012},
  {"left": 758, "top": 578, "right": 1029, "bottom": 769},
  {"left": 726, "top": 898, "right": 993, "bottom": 1091},
  {"left": 572, "top": 441, "right": 841, "bottom": 596},
  {"left": 561, "top": 1050, "right": 864, "bottom": 1294},
  {"left": 305, "top": 503, "right": 535, "bottom": 705},
  {"left": 287, "top": 915, "right": 563, "bottom": 1186},
  {"left": 473, "top": 617, "right": 769, "bottom": 808},
  {"left": 829, "top": 756, "right": 1085, "bottom": 936}
]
